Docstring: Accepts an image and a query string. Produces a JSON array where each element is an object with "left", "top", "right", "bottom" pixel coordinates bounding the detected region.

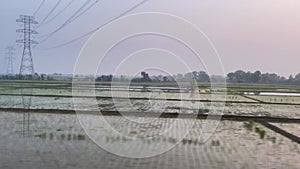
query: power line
[
  {"left": 40, "top": 0, "right": 76, "bottom": 27},
  {"left": 67, "top": 0, "right": 99, "bottom": 23},
  {"left": 39, "top": 0, "right": 94, "bottom": 43},
  {"left": 37, "top": 0, "right": 63, "bottom": 28},
  {"left": 38, "top": 0, "right": 99, "bottom": 38},
  {"left": 63, "top": 0, "right": 93, "bottom": 22},
  {"left": 46, "top": 0, "right": 150, "bottom": 49},
  {"left": 33, "top": 0, "right": 47, "bottom": 16}
]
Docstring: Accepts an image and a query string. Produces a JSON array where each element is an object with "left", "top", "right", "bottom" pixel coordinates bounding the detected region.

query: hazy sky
[{"left": 0, "top": 0, "right": 299, "bottom": 77}]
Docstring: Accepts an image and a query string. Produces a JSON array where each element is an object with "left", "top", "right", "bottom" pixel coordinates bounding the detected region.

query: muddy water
[{"left": 0, "top": 111, "right": 299, "bottom": 169}]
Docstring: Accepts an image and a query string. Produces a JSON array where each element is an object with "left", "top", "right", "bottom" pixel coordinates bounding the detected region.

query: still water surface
[{"left": 0, "top": 111, "right": 299, "bottom": 169}]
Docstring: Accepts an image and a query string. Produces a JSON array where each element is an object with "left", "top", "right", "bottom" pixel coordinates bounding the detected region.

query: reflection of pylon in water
[
  {"left": 22, "top": 113, "right": 31, "bottom": 137},
  {"left": 16, "top": 15, "right": 38, "bottom": 136}
]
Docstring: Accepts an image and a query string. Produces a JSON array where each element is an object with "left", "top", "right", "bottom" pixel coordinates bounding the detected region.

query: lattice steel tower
[
  {"left": 16, "top": 15, "right": 38, "bottom": 136},
  {"left": 5, "top": 46, "right": 15, "bottom": 75},
  {"left": 16, "top": 15, "right": 38, "bottom": 79}
]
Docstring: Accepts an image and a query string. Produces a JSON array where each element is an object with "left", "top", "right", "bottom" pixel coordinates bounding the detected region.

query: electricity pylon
[
  {"left": 16, "top": 15, "right": 38, "bottom": 137},
  {"left": 16, "top": 15, "right": 38, "bottom": 79},
  {"left": 5, "top": 46, "right": 15, "bottom": 75}
]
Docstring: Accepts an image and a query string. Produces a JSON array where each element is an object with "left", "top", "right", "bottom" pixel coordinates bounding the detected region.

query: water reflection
[
  {"left": 1, "top": 112, "right": 299, "bottom": 169},
  {"left": 34, "top": 132, "right": 86, "bottom": 141},
  {"left": 21, "top": 112, "right": 31, "bottom": 137},
  {"left": 19, "top": 84, "right": 33, "bottom": 137}
]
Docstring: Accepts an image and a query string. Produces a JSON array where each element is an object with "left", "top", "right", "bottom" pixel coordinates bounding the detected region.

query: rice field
[{"left": 0, "top": 81, "right": 299, "bottom": 169}]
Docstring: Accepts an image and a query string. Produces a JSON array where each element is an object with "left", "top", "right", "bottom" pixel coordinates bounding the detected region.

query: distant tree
[
  {"left": 34, "top": 73, "right": 40, "bottom": 80},
  {"left": 227, "top": 70, "right": 246, "bottom": 83},
  {"left": 167, "top": 75, "right": 175, "bottom": 82},
  {"left": 141, "top": 72, "right": 151, "bottom": 82},
  {"left": 227, "top": 72, "right": 236, "bottom": 82},
  {"left": 235, "top": 70, "right": 246, "bottom": 82},
  {"left": 96, "top": 75, "right": 113, "bottom": 82},
  {"left": 163, "top": 76, "right": 168, "bottom": 82},
  {"left": 210, "top": 75, "right": 225, "bottom": 82},
  {"left": 151, "top": 76, "right": 160, "bottom": 82},
  {"left": 184, "top": 72, "right": 194, "bottom": 82},
  {"left": 295, "top": 73, "right": 300, "bottom": 82},
  {"left": 280, "top": 76, "right": 286, "bottom": 82},
  {"left": 245, "top": 71, "right": 252, "bottom": 83},
  {"left": 288, "top": 75, "right": 294, "bottom": 83},
  {"left": 141, "top": 72, "right": 146, "bottom": 79},
  {"left": 252, "top": 71, "right": 261, "bottom": 83},
  {"left": 41, "top": 74, "right": 46, "bottom": 80},
  {"left": 198, "top": 71, "right": 210, "bottom": 82},
  {"left": 226, "top": 70, "right": 288, "bottom": 84},
  {"left": 268, "top": 73, "right": 281, "bottom": 83},
  {"left": 174, "top": 73, "right": 184, "bottom": 82}
]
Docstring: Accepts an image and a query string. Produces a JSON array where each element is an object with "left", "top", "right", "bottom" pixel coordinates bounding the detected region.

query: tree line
[
  {"left": 226, "top": 70, "right": 300, "bottom": 84},
  {"left": 0, "top": 70, "right": 300, "bottom": 84}
]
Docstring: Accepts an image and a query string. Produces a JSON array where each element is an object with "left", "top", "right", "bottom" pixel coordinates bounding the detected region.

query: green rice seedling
[
  {"left": 198, "top": 139, "right": 205, "bottom": 145},
  {"left": 163, "top": 137, "right": 167, "bottom": 142},
  {"left": 78, "top": 134, "right": 85, "bottom": 141},
  {"left": 193, "top": 139, "right": 198, "bottom": 145},
  {"left": 35, "top": 133, "right": 47, "bottom": 139},
  {"left": 182, "top": 138, "right": 188, "bottom": 145},
  {"left": 255, "top": 127, "right": 266, "bottom": 139},
  {"left": 105, "top": 136, "right": 110, "bottom": 143},
  {"left": 61, "top": 134, "right": 65, "bottom": 140},
  {"left": 67, "top": 134, "right": 71, "bottom": 141},
  {"left": 129, "top": 131, "right": 138, "bottom": 136},
  {"left": 116, "top": 135, "right": 120, "bottom": 141},
  {"left": 243, "top": 121, "right": 254, "bottom": 131},
  {"left": 259, "top": 130, "right": 266, "bottom": 139},
  {"left": 168, "top": 137, "right": 177, "bottom": 144},
  {"left": 267, "top": 135, "right": 276, "bottom": 143},
  {"left": 49, "top": 133, "right": 53, "bottom": 140},
  {"left": 155, "top": 136, "right": 161, "bottom": 143},
  {"left": 225, "top": 103, "right": 232, "bottom": 106},
  {"left": 122, "top": 136, "right": 129, "bottom": 142},
  {"left": 211, "top": 140, "right": 220, "bottom": 146}
]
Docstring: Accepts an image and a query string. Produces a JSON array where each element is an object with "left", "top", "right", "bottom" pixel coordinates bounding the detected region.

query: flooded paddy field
[
  {"left": 0, "top": 81, "right": 299, "bottom": 168},
  {"left": 0, "top": 85, "right": 299, "bottom": 118},
  {"left": 0, "top": 112, "right": 299, "bottom": 169}
]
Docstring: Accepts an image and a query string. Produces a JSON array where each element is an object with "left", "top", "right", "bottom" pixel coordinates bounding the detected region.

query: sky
[{"left": 0, "top": 0, "right": 299, "bottom": 77}]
